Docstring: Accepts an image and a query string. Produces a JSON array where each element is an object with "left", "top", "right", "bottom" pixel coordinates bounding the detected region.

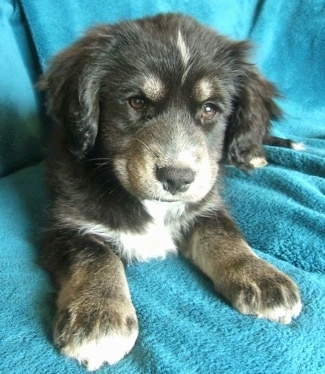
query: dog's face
[
  {"left": 97, "top": 27, "right": 235, "bottom": 203},
  {"left": 43, "top": 14, "right": 280, "bottom": 203}
]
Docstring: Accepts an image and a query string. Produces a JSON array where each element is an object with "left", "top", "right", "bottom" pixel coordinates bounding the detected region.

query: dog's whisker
[
  {"left": 82, "top": 157, "right": 112, "bottom": 163},
  {"left": 88, "top": 161, "right": 116, "bottom": 181},
  {"left": 89, "top": 163, "right": 109, "bottom": 178},
  {"left": 94, "top": 161, "right": 111, "bottom": 170},
  {"left": 93, "top": 177, "right": 117, "bottom": 198},
  {"left": 99, "top": 186, "right": 117, "bottom": 200},
  {"left": 134, "top": 138, "right": 160, "bottom": 159}
]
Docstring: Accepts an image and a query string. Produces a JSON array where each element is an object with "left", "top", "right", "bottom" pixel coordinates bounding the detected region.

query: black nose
[{"left": 156, "top": 166, "right": 195, "bottom": 195}]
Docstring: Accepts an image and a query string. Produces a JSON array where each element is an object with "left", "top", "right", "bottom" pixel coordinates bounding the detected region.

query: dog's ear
[
  {"left": 224, "top": 43, "right": 282, "bottom": 169},
  {"left": 39, "top": 26, "right": 113, "bottom": 159}
]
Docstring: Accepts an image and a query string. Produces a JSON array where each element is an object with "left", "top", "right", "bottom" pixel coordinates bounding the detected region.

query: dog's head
[{"left": 41, "top": 14, "right": 281, "bottom": 203}]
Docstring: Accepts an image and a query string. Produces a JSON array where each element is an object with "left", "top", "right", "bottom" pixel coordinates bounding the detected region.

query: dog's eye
[
  {"left": 129, "top": 97, "right": 146, "bottom": 110},
  {"left": 201, "top": 103, "right": 217, "bottom": 120}
]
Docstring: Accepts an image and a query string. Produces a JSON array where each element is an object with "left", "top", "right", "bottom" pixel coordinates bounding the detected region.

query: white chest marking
[{"left": 74, "top": 201, "right": 186, "bottom": 263}]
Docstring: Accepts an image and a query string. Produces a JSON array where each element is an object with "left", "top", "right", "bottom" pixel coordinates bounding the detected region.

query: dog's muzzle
[{"left": 156, "top": 166, "right": 195, "bottom": 195}]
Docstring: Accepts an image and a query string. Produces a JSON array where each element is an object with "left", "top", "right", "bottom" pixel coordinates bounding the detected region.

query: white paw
[
  {"left": 229, "top": 258, "right": 302, "bottom": 324},
  {"left": 62, "top": 330, "right": 138, "bottom": 371},
  {"left": 236, "top": 294, "right": 302, "bottom": 324},
  {"left": 255, "top": 300, "right": 302, "bottom": 324},
  {"left": 249, "top": 156, "right": 268, "bottom": 168},
  {"left": 291, "top": 142, "right": 305, "bottom": 151}
]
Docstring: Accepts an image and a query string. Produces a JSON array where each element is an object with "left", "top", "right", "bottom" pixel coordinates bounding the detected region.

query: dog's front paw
[
  {"left": 227, "top": 142, "right": 268, "bottom": 170},
  {"left": 54, "top": 299, "right": 138, "bottom": 371},
  {"left": 228, "top": 259, "right": 302, "bottom": 324}
]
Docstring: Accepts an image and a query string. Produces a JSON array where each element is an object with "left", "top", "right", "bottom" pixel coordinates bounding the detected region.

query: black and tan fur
[{"left": 40, "top": 13, "right": 302, "bottom": 370}]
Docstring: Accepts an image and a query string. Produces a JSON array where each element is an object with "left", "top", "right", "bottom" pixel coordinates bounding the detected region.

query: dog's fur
[{"left": 40, "top": 13, "right": 302, "bottom": 370}]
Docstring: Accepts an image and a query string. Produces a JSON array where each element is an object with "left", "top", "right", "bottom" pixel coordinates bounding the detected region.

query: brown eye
[
  {"left": 129, "top": 97, "right": 146, "bottom": 110},
  {"left": 201, "top": 102, "right": 217, "bottom": 120}
]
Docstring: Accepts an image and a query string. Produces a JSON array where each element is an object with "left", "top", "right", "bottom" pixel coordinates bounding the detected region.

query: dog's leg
[
  {"left": 263, "top": 135, "right": 305, "bottom": 151},
  {"left": 44, "top": 232, "right": 138, "bottom": 371},
  {"left": 182, "top": 210, "right": 302, "bottom": 323}
]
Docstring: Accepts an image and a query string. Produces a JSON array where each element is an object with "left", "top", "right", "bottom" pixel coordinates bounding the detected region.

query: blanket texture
[{"left": 1, "top": 0, "right": 324, "bottom": 373}]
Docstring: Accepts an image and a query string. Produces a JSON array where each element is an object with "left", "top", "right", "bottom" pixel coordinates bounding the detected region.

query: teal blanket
[{"left": 0, "top": 0, "right": 324, "bottom": 373}]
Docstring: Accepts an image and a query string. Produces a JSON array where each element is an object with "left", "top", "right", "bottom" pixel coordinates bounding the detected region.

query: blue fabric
[
  {"left": 0, "top": 0, "right": 44, "bottom": 177},
  {"left": 1, "top": 0, "right": 324, "bottom": 373}
]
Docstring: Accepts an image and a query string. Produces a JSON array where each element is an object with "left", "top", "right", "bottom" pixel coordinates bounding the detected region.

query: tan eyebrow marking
[
  {"left": 142, "top": 75, "right": 166, "bottom": 101},
  {"left": 193, "top": 79, "right": 215, "bottom": 102}
]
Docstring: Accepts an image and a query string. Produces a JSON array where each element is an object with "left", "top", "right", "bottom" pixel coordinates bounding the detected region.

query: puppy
[{"left": 40, "top": 13, "right": 302, "bottom": 370}]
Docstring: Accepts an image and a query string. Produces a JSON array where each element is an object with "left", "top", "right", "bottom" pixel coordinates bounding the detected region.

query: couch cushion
[{"left": 0, "top": 0, "right": 44, "bottom": 177}]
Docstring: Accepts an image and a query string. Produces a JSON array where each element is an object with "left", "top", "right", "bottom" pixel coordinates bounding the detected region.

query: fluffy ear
[
  {"left": 224, "top": 58, "right": 282, "bottom": 170},
  {"left": 39, "top": 26, "right": 113, "bottom": 159}
]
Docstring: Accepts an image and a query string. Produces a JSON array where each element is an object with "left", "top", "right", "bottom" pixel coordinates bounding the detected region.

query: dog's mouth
[{"left": 113, "top": 151, "right": 217, "bottom": 204}]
